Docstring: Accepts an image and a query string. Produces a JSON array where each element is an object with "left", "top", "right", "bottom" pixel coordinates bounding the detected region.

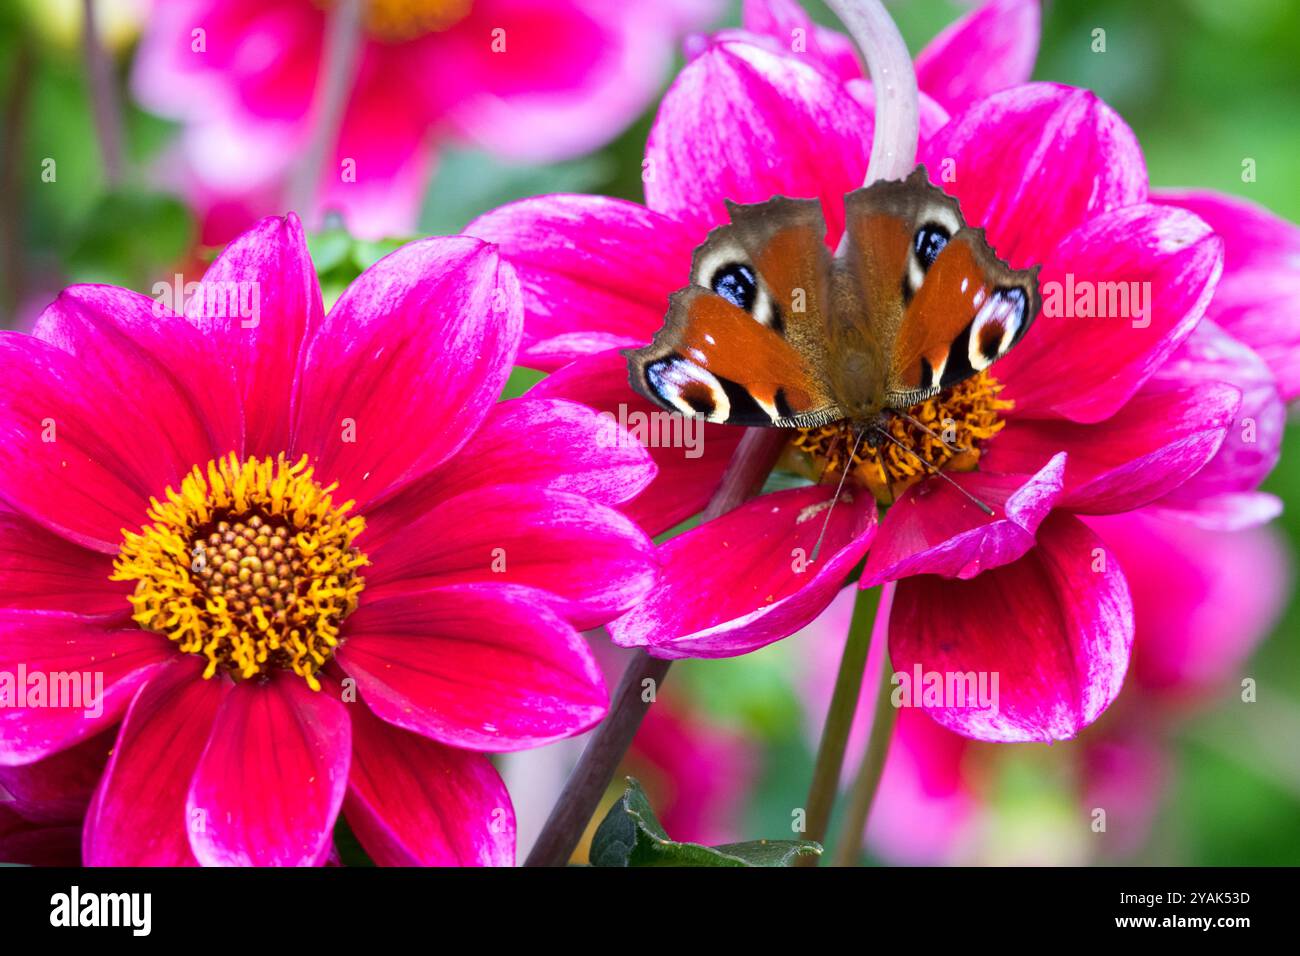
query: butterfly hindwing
[
  {"left": 841, "top": 166, "right": 1040, "bottom": 408},
  {"left": 627, "top": 196, "right": 844, "bottom": 427}
]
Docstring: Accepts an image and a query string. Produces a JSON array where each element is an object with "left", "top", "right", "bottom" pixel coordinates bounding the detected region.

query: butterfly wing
[
  {"left": 840, "top": 166, "right": 1040, "bottom": 408},
  {"left": 626, "top": 196, "right": 844, "bottom": 427}
]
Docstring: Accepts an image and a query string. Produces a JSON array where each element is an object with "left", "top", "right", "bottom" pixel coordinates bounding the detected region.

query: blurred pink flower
[
  {"left": 0, "top": 215, "right": 660, "bottom": 865},
  {"left": 131, "top": 0, "right": 721, "bottom": 243},
  {"left": 468, "top": 0, "right": 1278, "bottom": 742}
]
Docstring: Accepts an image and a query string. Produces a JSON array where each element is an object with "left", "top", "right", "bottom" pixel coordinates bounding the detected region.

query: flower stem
[
  {"left": 80, "top": 0, "right": 125, "bottom": 187},
  {"left": 831, "top": 582, "right": 897, "bottom": 866},
  {"left": 524, "top": 429, "right": 789, "bottom": 867},
  {"left": 286, "top": 0, "right": 364, "bottom": 224},
  {"left": 794, "top": 582, "right": 884, "bottom": 863}
]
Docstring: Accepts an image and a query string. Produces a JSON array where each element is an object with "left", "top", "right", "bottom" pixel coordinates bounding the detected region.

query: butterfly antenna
[
  {"left": 810, "top": 427, "right": 866, "bottom": 564},
  {"left": 886, "top": 408, "right": 969, "bottom": 455},
  {"left": 872, "top": 426, "right": 994, "bottom": 516}
]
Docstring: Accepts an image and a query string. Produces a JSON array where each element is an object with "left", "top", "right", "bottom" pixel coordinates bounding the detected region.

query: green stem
[
  {"left": 795, "top": 584, "right": 882, "bottom": 863},
  {"left": 832, "top": 582, "right": 897, "bottom": 866}
]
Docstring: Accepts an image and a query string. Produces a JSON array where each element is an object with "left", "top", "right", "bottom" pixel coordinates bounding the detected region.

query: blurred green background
[{"left": 1, "top": 0, "right": 1297, "bottom": 865}]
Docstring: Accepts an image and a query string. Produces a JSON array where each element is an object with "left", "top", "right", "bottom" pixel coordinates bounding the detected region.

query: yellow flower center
[
  {"left": 790, "top": 371, "right": 1013, "bottom": 506},
  {"left": 362, "top": 0, "right": 473, "bottom": 42},
  {"left": 112, "top": 454, "right": 367, "bottom": 691}
]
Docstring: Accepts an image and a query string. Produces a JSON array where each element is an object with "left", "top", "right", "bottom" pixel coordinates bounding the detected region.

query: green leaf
[
  {"left": 590, "top": 777, "right": 821, "bottom": 867},
  {"left": 66, "top": 189, "right": 194, "bottom": 290}
]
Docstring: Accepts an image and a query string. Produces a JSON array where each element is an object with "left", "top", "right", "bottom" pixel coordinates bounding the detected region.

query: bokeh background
[{"left": 1, "top": 0, "right": 1297, "bottom": 865}]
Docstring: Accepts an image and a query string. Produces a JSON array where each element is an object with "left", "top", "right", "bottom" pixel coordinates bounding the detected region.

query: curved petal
[
  {"left": 645, "top": 38, "right": 871, "bottom": 242},
  {"left": 335, "top": 584, "right": 606, "bottom": 751},
  {"left": 862, "top": 453, "right": 1066, "bottom": 586},
  {"left": 186, "top": 672, "right": 350, "bottom": 866},
  {"left": 1157, "top": 189, "right": 1300, "bottom": 397},
  {"left": 0, "top": 511, "right": 126, "bottom": 615},
  {"left": 915, "top": 0, "right": 1041, "bottom": 116},
  {"left": 1151, "top": 491, "right": 1282, "bottom": 533},
  {"left": 465, "top": 195, "right": 694, "bottom": 370},
  {"left": 364, "top": 486, "right": 658, "bottom": 629},
  {"left": 984, "top": 380, "right": 1240, "bottom": 515},
  {"left": 1150, "top": 321, "right": 1283, "bottom": 515},
  {"left": 364, "top": 399, "right": 657, "bottom": 543},
  {"left": 344, "top": 701, "right": 514, "bottom": 866},
  {"left": 0, "top": 730, "right": 111, "bottom": 824},
  {"left": 82, "top": 657, "right": 223, "bottom": 866},
  {"left": 0, "top": 324, "right": 220, "bottom": 553},
  {"left": 920, "top": 83, "right": 1147, "bottom": 269},
  {"left": 530, "top": 351, "right": 743, "bottom": 535},
  {"left": 183, "top": 214, "right": 324, "bottom": 456},
  {"left": 740, "top": 0, "right": 861, "bottom": 82},
  {"left": 889, "top": 512, "right": 1133, "bottom": 742},
  {"left": 609, "top": 484, "right": 878, "bottom": 659},
  {"left": 0, "top": 611, "right": 172, "bottom": 765},
  {"left": 996, "top": 204, "right": 1223, "bottom": 422},
  {"left": 33, "top": 283, "right": 241, "bottom": 460},
  {"left": 293, "top": 238, "right": 522, "bottom": 511}
]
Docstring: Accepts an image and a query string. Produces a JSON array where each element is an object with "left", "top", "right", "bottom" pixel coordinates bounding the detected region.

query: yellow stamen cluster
[
  {"left": 112, "top": 454, "right": 367, "bottom": 691},
  {"left": 359, "top": 0, "right": 474, "bottom": 42},
  {"left": 791, "top": 371, "right": 1013, "bottom": 505}
]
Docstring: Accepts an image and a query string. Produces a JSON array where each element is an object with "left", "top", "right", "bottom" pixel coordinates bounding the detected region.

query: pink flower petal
[
  {"left": 740, "top": 0, "right": 861, "bottom": 82},
  {"left": 920, "top": 83, "right": 1147, "bottom": 269},
  {"left": 364, "top": 486, "right": 657, "bottom": 630},
  {"left": 609, "top": 484, "right": 878, "bottom": 659},
  {"left": 861, "top": 454, "right": 1066, "bottom": 586},
  {"left": 82, "top": 657, "right": 223, "bottom": 866},
  {"left": 1151, "top": 491, "right": 1283, "bottom": 533},
  {"left": 0, "top": 611, "right": 172, "bottom": 765},
  {"left": 364, "top": 399, "right": 657, "bottom": 545},
  {"left": 1157, "top": 189, "right": 1300, "bottom": 398},
  {"left": 0, "top": 730, "right": 110, "bottom": 824},
  {"left": 1149, "top": 320, "right": 1283, "bottom": 515},
  {"left": 889, "top": 512, "right": 1133, "bottom": 742},
  {"left": 530, "top": 351, "right": 743, "bottom": 535},
  {"left": 644, "top": 39, "right": 870, "bottom": 242},
  {"left": 465, "top": 195, "right": 694, "bottom": 370},
  {"left": 0, "top": 807, "right": 82, "bottom": 865},
  {"left": 0, "top": 510, "right": 126, "bottom": 615},
  {"left": 187, "top": 672, "right": 350, "bottom": 866},
  {"left": 335, "top": 584, "right": 606, "bottom": 751},
  {"left": 984, "top": 380, "right": 1240, "bottom": 515},
  {"left": 996, "top": 203, "right": 1223, "bottom": 422},
  {"left": 183, "top": 214, "right": 323, "bottom": 456},
  {"left": 293, "top": 238, "right": 522, "bottom": 511},
  {"left": 344, "top": 700, "right": 514, "bottom": 866},
  {"left": 1086, "top": 512, "right": 1290, "bottom": 696},
  {"left": 915, "top": 0, "right": 1041, "bottom": 116},
  {"left": 0, "top": 321, "right": 219, "bottom": 553}
]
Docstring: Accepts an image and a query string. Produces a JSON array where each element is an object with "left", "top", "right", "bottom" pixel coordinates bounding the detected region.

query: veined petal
[
  {"left": 862, "top": 454, "right": 1066, "bottom": 585},
  {"left": 915, "top": 0, "right": 1041, "bottom": 116},
  {"left": 920, "top": 83, "right": 1147, "bottom": 269},
  {"left": 609, "top": 484, "right": 878, "bottom": 659},
  {"left": 0, "top": 511, "right": 126, "bottom": 615},
  {"left": 344, "top": 701, "right": 514, "bottom": 866},
  {"left": 293, "top": 238, "right": 522, "bottom": 511},
  {"left": 187, "top": 673, "right": 350, "bottom": 866},
  {"left": 889, "top": 512, "right": 1133, "bottom": 743},
  {"left": 335, "top": 584, "right": 606, "bottom": 752},
  {"left": 466, "top": 195, "right": 694, "bottom": 370},
  {"left": 645, "top": 39, "right": 870, "bottom": 242}
]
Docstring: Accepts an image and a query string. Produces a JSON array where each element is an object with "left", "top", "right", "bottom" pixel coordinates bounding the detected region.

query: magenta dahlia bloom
[
  {"left": 0, "top": 214, "right": 660, "bottom": 865},
  {"left": 131, "top": 0, "right": 721, "bottom": 243},
  {"left": 467, "top": 0, "right": 1292, "bottom": 743}
]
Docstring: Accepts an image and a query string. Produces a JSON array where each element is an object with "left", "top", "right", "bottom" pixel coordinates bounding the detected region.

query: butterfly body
[{"left": 627, "top": 166, "right": 1041, "bottom": 445}]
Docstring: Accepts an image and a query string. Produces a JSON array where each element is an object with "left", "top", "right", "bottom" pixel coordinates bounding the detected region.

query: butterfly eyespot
[
  {"left": 913, "top": 224, "right": 950, "bottom": 270},
  {"left": 711, "top": 263, "right": 758, "bottom": 311}
]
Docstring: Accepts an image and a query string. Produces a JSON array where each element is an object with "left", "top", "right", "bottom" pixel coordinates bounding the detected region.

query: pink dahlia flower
[
  {"left": 0, "top": 214, "right": 660, "bottom": 865},
  {"left": 131, "top": 0, "right": 721, "bottom": 243},
  {"left": 468, "top": 0, "right": 1291, "bottom": 743}
]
